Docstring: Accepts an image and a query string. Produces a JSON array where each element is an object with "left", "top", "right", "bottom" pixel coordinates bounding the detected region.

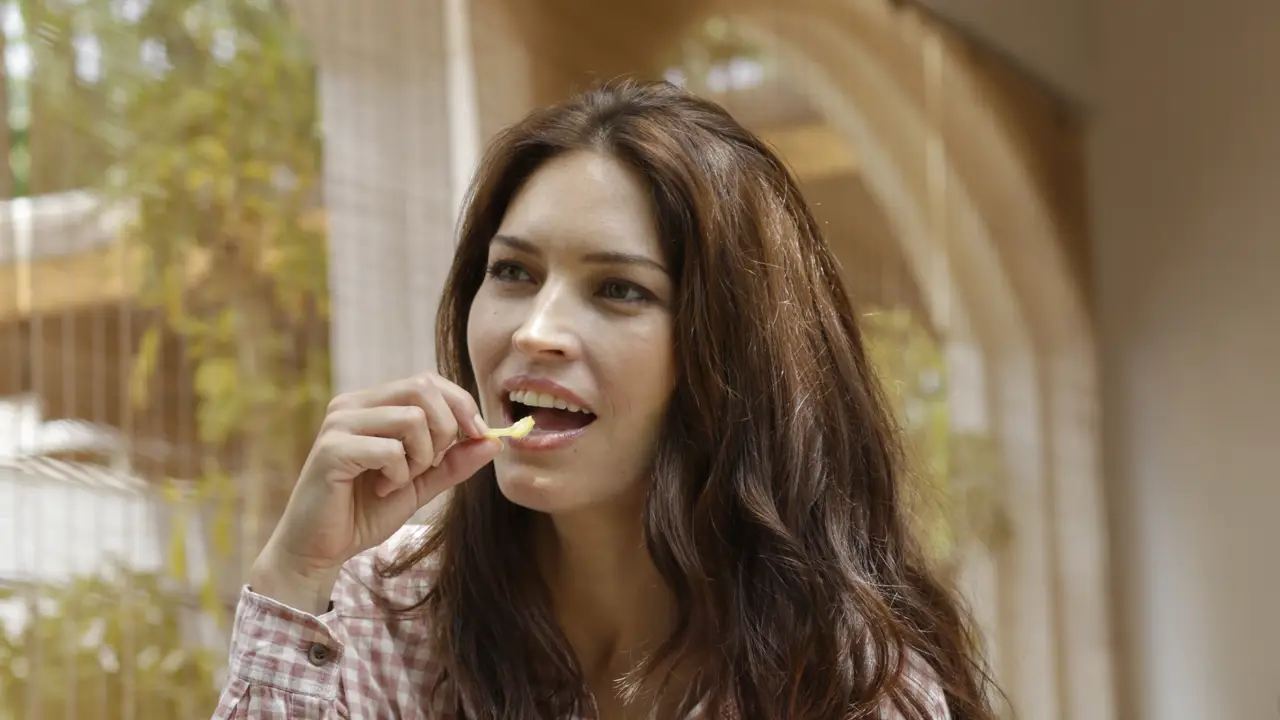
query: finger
[
  {"left": 346, "top": 376, "right": 462, "bottom": 466},
  {"left": 333, "top": 376, "right": 438, "bottom": 412},
  {"left": 326, "top": 434, "right": 410, "bottom": 493},
  {"left": 325, "top": 406, "right": 433, "bottom": 477},
  {"left": 415, "top": 386, "right": 458, "bottom": 469},
  {"left": 331, "top": 375, "right": 485, "bottom": 440},
  {"left": 412, "top": 437, "right": 502, "bottom": 504},
  {"left": 430, "top": 376, "right": 488, "bottom": 437}
]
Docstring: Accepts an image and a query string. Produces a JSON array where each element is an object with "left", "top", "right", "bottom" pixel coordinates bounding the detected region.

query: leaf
[
  {"left": 211, "top": 492, "right": 236, "bottom": 560},
  {"left": 184, "top": 166, "right": 214, "bottom": 193},
  {"left": 158, "top": 260, "right": 189, "bottom": 322},
  {"left": 193, "top": 357, "right": 238, "bottom": 403},
  {"left": 194, "top": 358, "right": 245, "bottom": 444},
  {"left": 199, "top": 578, "right": 225, "bottom": 628},
  {"left": 215, "top": 305, "right": 238, "bottom": 342},
  {"left": 129, "top": 326, "right": 163, "bottom": 409},
  {"left": 168, "top": 515, "right": 188, "bottom": 583},
  {"left": 242, "top": 159, "right": 272, "bottom": 181}
]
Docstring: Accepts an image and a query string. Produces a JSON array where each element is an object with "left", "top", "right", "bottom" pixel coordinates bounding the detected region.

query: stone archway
[
  {"left": 689, "top": 5, "right": 1112, "bottom": 719},
  {"left": 722, "top": 17, "right": 1054, "bottom": 715}
]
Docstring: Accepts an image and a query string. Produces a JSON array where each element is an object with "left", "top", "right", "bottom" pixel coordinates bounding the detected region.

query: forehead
[{"left": 496, "top": 150, "right": 662, "bottom": 259}]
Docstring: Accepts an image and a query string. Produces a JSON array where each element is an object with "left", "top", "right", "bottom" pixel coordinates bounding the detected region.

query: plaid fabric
[
  {"left": 213, "top": 525, "right": 456, "bottom": 719},
  {"left": 212, "top": 526, "right": 951, "bottom": 719}
]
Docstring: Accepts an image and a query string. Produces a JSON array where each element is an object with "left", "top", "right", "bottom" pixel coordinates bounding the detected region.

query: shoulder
[{"left": 330, "top": 524, "right": 439, "bottom": 619}]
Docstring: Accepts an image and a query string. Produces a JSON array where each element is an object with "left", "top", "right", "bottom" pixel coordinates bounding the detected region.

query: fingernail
[
  {"left": 473, "top": 413, "right": 489, "bottom": 435},
  {"left": 433, "top": 451, "right": 445, "bottom": 467}
]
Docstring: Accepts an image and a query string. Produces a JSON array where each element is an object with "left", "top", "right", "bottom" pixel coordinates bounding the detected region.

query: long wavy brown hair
[{"left": 380, "top": 78, "right": 998, "bottom": 720}]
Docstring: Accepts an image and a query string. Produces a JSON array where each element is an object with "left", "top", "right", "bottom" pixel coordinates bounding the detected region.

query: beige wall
[
  {"left": 1089, "top": 2, "right": 1280, "bottom": 719},
  {"left": 1091, "top": 1, "right": 1280, "bottom": 718},
  {"left": 916, "top": 0, "right": 1090, "bottom": 103},
  {"left": 927, "top": 0, "right": 1280, "bottom": 717}
]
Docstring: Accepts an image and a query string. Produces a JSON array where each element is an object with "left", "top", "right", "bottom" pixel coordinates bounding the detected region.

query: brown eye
[
  {"left": 598, "top": 279, "right": 648, "bottom": 303},
  {"left": 486, "top": 261, "right": 532, "bottom": 283}
]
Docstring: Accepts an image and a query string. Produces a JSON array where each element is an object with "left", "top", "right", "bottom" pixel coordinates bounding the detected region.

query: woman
[{"left": 214, "top": 79, "right": 997, "bottom": 720}]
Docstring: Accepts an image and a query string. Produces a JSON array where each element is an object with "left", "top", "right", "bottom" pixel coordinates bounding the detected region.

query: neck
[{"left": 535, "top": 505, "right": 674, "bottom": 680}]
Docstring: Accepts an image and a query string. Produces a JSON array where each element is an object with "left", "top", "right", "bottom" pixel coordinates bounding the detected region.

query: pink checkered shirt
[{"left": 212, "top": 526, "right": 951, "bottom": 719}]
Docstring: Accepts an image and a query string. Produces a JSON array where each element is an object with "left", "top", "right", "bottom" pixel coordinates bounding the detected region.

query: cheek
[
  {"left": 466, "top": 291, "right": 505, "bottom": 373},
  {"left": 602, "top": 320, "right": 676, "bottom": 419}
]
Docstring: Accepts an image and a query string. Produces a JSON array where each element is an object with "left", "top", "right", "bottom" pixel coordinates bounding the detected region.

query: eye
[
  {"left": 598, "top": 279, "right": 649, "bottom": 304},
  {"left": 486, "top": 260, "right": 532, "bottom": 284}
]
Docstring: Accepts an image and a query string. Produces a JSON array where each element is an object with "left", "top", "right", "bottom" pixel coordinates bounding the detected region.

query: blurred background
[{"left": 0, "top": 0, "right": 1275, "bottom": 718}]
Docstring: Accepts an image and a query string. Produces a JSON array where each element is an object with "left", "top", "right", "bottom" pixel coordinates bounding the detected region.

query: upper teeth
[{"left": 508, "top": 389, "right": 589, "bottom": 414}]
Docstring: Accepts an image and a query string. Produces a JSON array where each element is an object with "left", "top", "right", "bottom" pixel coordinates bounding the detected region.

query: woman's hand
[{"left": 249, "top": 373, "right": 501, "bottom": 612}]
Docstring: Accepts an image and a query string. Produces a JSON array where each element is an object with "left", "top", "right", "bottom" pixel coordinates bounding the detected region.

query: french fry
[{"left": 482, "top": 415, "right": 535, "bottom": 440}]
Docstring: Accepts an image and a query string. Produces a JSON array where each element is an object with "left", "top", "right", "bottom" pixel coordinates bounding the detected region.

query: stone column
[
  {"left": 290, "top": 0, "right": 461, "bottom": 393},
  {"left": 290, "top": 0, "right": 535, "bottom": 394}
]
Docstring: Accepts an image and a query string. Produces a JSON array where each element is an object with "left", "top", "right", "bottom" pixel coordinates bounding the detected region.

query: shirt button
[{"left": 307, "top": 643, "right": 332, "bottom": 666}]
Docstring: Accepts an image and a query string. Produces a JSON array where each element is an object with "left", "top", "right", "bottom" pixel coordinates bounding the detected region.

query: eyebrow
[{"left": 492, "top": 234, "right": 668, "bottom": 274}]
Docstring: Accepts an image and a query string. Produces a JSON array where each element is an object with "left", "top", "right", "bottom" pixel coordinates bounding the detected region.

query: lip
[
  {"left": 498, "top": 375, "right": 596, "bottom": 452},
  {"left": 499, "top": 375, "right": 595, "bottom": 414},
  {"left": 504, "top": 424, "right": 591, "bottom": 452}
]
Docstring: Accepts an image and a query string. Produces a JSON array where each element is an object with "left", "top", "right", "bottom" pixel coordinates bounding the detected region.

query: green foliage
[
  {"left": 20, "top": 0, "right": 331, "bottom": 579},
  {"left": 0, "top": 569, "right": 221, "bottom": 720},
  {"left": 862, "top": 307, "right": 954, "bottom": 558},
  {"left": 861, "top": 307, "right": 1006, "bottom": 566}
]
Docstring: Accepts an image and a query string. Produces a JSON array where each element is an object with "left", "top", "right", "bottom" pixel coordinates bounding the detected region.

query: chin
[
  {"left": 493, "top": 459, "right": 650, "bottom": 519},
  {"left": 493, "top": 464, "right": 580, "bottom": 513}
]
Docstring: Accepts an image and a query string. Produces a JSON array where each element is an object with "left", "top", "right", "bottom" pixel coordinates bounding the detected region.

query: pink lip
[
  {"left": 505, "top": 425, "right": 591, "bottom": 452},
  {"left": 498, "top": 375, "right": 596, "bottom": 452}
]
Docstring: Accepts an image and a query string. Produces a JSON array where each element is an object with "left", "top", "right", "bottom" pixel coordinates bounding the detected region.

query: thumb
[{"left": 412, "top": 437, "right": 503, "bottom": 505}]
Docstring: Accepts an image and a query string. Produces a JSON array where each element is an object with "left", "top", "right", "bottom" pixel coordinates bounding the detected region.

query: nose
[{"left": 511, "top": 281, "right": 582, "bottom": 361}]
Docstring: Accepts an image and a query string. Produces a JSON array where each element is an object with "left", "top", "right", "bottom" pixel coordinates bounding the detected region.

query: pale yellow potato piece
[{"left": 483, "top": 415, "right": 535, "bottom": 440}]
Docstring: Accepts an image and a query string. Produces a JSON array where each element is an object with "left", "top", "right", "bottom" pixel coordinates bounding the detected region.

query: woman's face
[{"left": 467, "top": 150, "right": 676, "bottom": 514}]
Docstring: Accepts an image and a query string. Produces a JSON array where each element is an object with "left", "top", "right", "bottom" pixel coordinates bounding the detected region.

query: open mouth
[{"left": 506, "top": 389, "right": 597, "bottom": 433}]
